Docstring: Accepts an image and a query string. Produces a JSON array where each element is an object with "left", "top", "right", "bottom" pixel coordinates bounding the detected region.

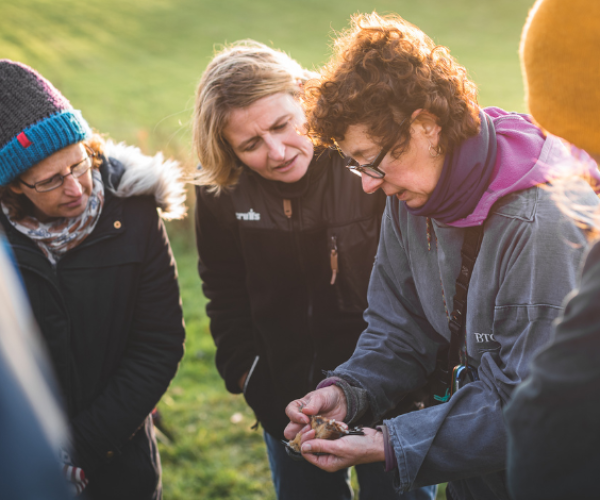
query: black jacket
[
  {"left": 505, "top": 239, "right": 600, "bottom": 500},
  {"left": 195, "top": 149, "right": 386, "bottom": 439},
  {"left": 1, "top": 143, "right": 186, "bottom": 500}
]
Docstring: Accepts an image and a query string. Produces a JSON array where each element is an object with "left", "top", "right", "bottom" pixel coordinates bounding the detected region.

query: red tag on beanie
[{"left": 17, "top": 132, "right": 32, "bottom": 148}]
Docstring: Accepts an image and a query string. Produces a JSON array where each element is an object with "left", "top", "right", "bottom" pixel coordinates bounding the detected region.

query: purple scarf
[{"left": 407, "top": 110, "right": 497, "bottom": 223}]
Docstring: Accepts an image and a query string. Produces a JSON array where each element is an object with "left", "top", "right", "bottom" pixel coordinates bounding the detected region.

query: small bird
[{"left": 284, "top": 415, "right": 364, "bottom": 458}]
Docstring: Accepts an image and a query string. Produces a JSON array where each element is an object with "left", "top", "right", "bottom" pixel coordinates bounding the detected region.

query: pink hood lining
[{"left": 446, "top": 107, "right": 600, "bottom": 228}]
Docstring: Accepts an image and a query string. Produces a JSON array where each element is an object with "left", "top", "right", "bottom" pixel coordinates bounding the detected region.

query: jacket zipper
[
  {"left": 15, "top": 257, "right": 74, "bottom": 414},
  {"left": 10, "top": 230, "right": 120, "bottom": 417},
  {"left": 290, "top": 197, "right": 320, "bottom": 389},
  {"left": 283, "top": 199, "right": 292, "bottom": 218},
  {"left": 330, "top": 235, "right": 338, "bottom": 285}
]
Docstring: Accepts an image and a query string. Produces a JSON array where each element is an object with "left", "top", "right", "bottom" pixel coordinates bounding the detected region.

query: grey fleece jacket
[{"left": 332, "top": 174, "right": 599, "bottom": 498}]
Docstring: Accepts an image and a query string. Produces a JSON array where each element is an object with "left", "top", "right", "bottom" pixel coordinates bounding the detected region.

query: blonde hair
[{"left": 192, "top": 40, "right": 316, "bottom": 192}]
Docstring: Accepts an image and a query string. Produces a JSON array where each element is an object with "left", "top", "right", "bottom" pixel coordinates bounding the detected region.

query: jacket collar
[
  {"left": 240, "top": 148, "right": 339, "bottom": 200},
  {"left": 102, "top": 141, "right": 186, "bottom": 220}
]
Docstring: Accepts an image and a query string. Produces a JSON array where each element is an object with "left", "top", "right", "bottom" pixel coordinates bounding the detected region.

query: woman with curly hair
[
  {"left": 284, "top": 13, "right": 600, "bottom": 500},
  {"left": 193, "top": 40, "right": 437, "bottom": 500}
]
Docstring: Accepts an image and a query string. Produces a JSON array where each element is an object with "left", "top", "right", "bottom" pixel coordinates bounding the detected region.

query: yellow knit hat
[{"left": 520, "top": 0, "right": 600, "bottom": 157}]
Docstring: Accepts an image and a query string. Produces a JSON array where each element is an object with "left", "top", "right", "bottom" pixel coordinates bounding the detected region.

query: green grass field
[{"left": 0, "top": 1, "right": 535, "bottom": 498}]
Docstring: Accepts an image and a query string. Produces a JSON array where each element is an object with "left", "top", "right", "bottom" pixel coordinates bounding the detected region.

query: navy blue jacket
[{"left": 505, "top": 239, "right": 600, "bottom": 499}]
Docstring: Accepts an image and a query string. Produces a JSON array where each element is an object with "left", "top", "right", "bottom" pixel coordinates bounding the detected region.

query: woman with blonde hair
[{"left": 193, "top": 40, "right": 436, "bottom": 500}]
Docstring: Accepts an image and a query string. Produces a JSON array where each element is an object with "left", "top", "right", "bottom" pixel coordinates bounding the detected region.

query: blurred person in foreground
[
  {"left": 193, "top": 40, "right": 437, "bottom": 500},
  {"left": 283, "top": 12, "right": 600, "bottom": 500},
  {"left": 504, "top": 1, "right": 600, "bottom": 498},
  {"left": 0, "top": 60, "right": 186, "bottom": 499},
  {"left": 0, "top": 228, "right": 71, "bottom": 499}
]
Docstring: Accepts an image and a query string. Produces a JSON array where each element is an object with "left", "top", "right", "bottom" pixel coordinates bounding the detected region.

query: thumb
[
  {"left": 299, "top": 396, "right": 322, "bottom": 416},
  {"left": 301, "top": 438, "right": 330, "bottom": 454}
]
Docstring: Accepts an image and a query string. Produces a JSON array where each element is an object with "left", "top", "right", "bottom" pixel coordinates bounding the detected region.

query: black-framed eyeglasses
[
  {"left": 19, "top": 151, "right": 96, "bottom": 193},
  {"left": 345, "top": 148, "right": 389, "bottom": 179}
]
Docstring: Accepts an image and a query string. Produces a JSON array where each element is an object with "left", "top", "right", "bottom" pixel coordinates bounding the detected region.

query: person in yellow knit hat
[
  {"left": 519, "top": 0, "right": 600, "bottom": 161},
  {"left": 505, "top": 1, "right": 600, "bottom": 499}
]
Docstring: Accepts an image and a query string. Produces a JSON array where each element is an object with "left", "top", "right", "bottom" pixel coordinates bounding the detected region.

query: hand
[
  {"left": 284, "top": 385, "right": 347, "bottom": 440},
  {"left": 299, "top": 427, "right": 385, "bottom": 472},
  {"left": 60, "top": 448, "right": 89, "bottom": 496}
]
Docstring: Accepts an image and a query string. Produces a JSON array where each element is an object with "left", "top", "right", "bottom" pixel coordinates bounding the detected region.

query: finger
[
  {"left": 302, "top": 450, "right": 335, "bottom": 470},
  {"left": 301, "top": 449, "right": 325, "bottom": 468},
  {"left": 312, "top": 452, "right": 342, "bottom": 473},
  {"left": 297, "top": 393, "right": 328, "bottom": 416},
  {"left": 303, "top": 386, "right": 347, "bottom": 420},
  {"left": 285, "top": 399, "right": 311, "bottom": 423},
  {"left": 283, "top": 423, "right": 301, "bottom": 440},
  {"left": 300, "top": 441, "right": 344, "bottom": 473},
  {"left": 283, "top": 422, "right": 310, "bottom": 440},
  {"left": 301, "top": 438, "right": 337, "bottom": 455},
  {"left": 299, "top": 429, "right": 316, "bottom": 444}
]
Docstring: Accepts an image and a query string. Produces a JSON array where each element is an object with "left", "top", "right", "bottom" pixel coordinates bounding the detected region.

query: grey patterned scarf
[{"left": 2, "top": 170, "right": 104, "bottom": 264}]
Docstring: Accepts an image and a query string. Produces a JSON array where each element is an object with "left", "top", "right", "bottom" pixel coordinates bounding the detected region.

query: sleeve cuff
[
  {"left": 376, "top": 424, "right": 398, "bottom": 472},
  {"left": 317, "top": 376, "right": 369, "bottom": 425}
]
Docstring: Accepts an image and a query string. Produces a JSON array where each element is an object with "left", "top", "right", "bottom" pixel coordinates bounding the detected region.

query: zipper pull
[
  {"left": 330, "top": 236, "right": 338, "bottom": 285},
  {"left": 283, "top": 199, "right": 292, "bottom": 218}
]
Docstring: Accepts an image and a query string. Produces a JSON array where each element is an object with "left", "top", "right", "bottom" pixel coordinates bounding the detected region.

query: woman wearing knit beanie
[
  {"left": 0, "top": 60, "right": 186, "bottom": 500},
  {"left": 504, "top": 1, "right": 600, "bottom": 499}
]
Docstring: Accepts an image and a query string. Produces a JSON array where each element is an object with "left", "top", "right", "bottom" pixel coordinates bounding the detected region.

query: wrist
[
  {"left": 370, "top": 428, "right": 386, "bottom": 463},
  {"left": 323, "top": 384, "right": 348, "bottom": 421},
  {"left": 317, "top": 376, "right": 368, "bottom": 425},
  {"left": 353, "top": 428, "right": 386, "bottom": 466}
]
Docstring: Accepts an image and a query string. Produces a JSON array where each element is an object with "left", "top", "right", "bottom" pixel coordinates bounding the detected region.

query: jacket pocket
[
  {"left": 327, "top": 217, "right": 380, "bottom": 314},
  {"left": 242, "top": 355, "right": 260, "bottom": 396},
  {"left": 86, "top": 417, "right": 160, "bottom": 500},
  {"left": 242, "top": 354, "right": 289, "bottom": 438},
  {"left": 243, "top": 355, "right": 271, "bottom": 416}
]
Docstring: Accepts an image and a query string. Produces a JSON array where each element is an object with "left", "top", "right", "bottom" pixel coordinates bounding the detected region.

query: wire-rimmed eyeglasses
[
  {"left": 345, "top": 148, "right": 389, "bottom": 179},
  {"left": 18, "top": 150, "right": 96, "bottom": 193}
]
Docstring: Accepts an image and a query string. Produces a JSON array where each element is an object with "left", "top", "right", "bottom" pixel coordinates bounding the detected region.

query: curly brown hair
[
  {"left": 304, "top": 13, "right": 481, "bottom": 155},
  {"left": 0, "top": 133, "right": 104, "bottom": 221}
]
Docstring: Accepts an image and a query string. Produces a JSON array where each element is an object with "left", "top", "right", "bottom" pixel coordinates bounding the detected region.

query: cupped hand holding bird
[{"left": 284, "top": 385, "right": 385, "bottom": 472}]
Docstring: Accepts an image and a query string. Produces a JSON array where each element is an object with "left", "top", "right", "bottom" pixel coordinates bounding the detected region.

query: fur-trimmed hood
[{"left": 104, "top": 141, "right": 186, "bottom": 220}]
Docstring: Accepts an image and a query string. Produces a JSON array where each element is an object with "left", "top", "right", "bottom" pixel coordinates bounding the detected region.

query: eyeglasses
[
  {"left": 19, "top": 152, "right": 95, "bottom": 193},
  {"left": 345, "top": 148, "right": 389, "bottom": 179}
]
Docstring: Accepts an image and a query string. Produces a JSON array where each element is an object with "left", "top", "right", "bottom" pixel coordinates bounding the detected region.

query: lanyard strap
[{"left": 430, "top": 224, "right": 484, "bottom": 405}]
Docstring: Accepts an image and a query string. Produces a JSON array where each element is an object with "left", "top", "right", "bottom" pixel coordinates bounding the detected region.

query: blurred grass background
[{"left": 0, "top": 0, "right": 535, "bottom": 498}]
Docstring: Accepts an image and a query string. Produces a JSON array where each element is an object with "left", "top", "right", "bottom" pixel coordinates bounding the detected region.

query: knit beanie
[
  {"left": 520, "top": 0, "right": 600, "bottom": 157},
  {"left": 0, "top": 60, "right": 91, "bottom": 186}
]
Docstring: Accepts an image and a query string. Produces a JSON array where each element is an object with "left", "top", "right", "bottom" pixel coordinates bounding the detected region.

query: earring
[{"left": 429, "top": 143, "right": 439, "bottom": 157}]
